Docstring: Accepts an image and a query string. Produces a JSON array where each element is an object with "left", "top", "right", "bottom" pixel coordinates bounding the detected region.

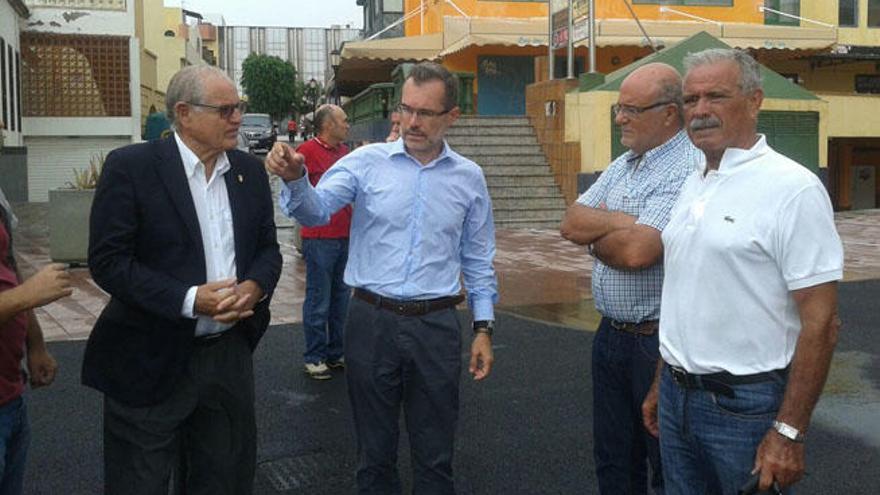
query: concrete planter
[
  {"left": 48, "top": 189, "right": 94, "bottom": 264},
  {"left": 0, "top": 147, "right": 29, "bottom": 202}
]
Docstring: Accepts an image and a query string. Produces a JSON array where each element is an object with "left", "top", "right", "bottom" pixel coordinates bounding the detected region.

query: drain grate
[{"left": 258, "top": 452, "right": 336, "bottom": 492}]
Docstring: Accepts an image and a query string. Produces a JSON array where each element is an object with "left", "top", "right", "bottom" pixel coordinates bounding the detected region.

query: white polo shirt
[{"left": 659, "top": 135, "right": 843, "bottom": 375}]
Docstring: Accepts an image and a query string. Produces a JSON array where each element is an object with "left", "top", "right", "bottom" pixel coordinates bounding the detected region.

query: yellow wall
[
  {"left": 817, "top": 92, "right": 880, "bottom": 138},
  {"left": 567, "top": 90, "right": 830, "bottom": 172},
  {"left": 802, "top": 0, "right": 880, "bottom": 47},
  {"left": 404, "top": 0, "right": 764, "bottom": 36},
  {"left": 156, "top": 7, "right": 187, "bottom": 94},
  {"left": 765, "top": 58, "right": 878, "bottom": 94}
]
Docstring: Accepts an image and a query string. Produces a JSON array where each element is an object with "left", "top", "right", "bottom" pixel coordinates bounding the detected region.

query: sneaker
[
  {"left": 326, "top": 357, "right": 345, "bottom": 370},
  {"left": 304, "top": 362, "right": 332, "bottom": 380}
]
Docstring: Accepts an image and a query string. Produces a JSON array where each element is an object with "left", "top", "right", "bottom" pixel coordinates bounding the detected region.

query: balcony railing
[{"left": 25, "top": 0, "right": 126, "bottom": 11}]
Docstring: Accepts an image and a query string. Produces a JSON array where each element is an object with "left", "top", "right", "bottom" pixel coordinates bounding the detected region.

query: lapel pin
[{"left": 237, "top": 174, "right": 244, "bottom": 183}]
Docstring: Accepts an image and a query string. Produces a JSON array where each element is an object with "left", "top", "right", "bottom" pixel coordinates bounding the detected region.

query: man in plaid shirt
[{"left": 561, "top": 63, "right": 700, "bottom": 494}]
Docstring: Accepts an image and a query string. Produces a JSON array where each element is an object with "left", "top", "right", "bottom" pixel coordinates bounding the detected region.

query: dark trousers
[
  {"left": 103, "top": 327, "right": 256, "bottom": 495},
  {"left": 592, "top": 317, "right": 664, "bottom": 495},
  {"left": 301, "top": 238, "right": 350, "bottom": 364},
  {"left": 345, "top": 296, "right": 462, "bottom": 495}
]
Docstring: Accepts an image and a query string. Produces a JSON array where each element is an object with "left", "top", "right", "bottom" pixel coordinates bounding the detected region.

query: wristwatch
[
  {"left": 773, "top": 421, "right": 805, "bottom": 443},
  {"left": 472, "top": 320, "right": 495, "bottom": 337}
]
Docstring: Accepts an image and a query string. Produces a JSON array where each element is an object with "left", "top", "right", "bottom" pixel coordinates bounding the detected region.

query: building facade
[
  {"left": 358, "top": 0, "right": 405, "bottom": 39},
  {"left": 21, "top": 0, "right": 141, "bottom": 202},
  {"left": 218, "top": 24, "right": 361, "bottom": 92}
]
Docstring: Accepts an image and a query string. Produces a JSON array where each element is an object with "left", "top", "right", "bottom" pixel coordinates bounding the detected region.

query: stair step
[
  {"left": 455, "top": 117, "right": 530, "bottom": 127},
  {"left": 493, "top": 208, "right": 565, "bottom": 221},
  {"left": 485, "top": 175, "right": 558, "bottom": 187},
  {"left": 446, "top": 126, "right": 535, "bottom": 137},
  {"left": 495, "top": 220, "right": 561, "bottom": 230},
  {"left": 493, "top": 197, "right": 566, "bottom": 209},
  {"left": 488, "top": 186, "right": 562, "bottom": 197},
  {"left": 482, "top": 167, "right": 557, "bottom": 176},
  {"left": 447, "top": 135, "right": 538, "bottom": 146},
  {"left": 455, "top": 145, "right": 545, "bottom": 156},
  {"left": 476, "top": 155, "right": 550, "bottom": 166}
]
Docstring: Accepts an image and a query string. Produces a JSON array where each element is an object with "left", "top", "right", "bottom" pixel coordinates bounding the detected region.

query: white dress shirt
[{"left": 174, "top": 134, "right": 238, "bottom": 337}]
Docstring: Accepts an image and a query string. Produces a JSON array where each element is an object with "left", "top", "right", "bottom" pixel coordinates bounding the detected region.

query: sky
[{"left": 165, "top": 0, "right": 364, "bottom": 29}]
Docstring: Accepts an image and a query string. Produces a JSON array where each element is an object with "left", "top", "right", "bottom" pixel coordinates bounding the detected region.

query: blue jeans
[
  {"left": 301, "top": 238, "right": 350, "bottom": 364},
  {"left": 592, "top": 318, "right": 663, "bottom": 494},
  {"left": 659, "top": 366, "right": 787, "bottom": 495},
  {"left": 0, "top": 396, "right": 29, "bottom": 495}
]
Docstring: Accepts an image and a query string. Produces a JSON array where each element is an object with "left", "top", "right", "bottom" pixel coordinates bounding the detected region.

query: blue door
[{"left": 477, "top": 56, "right": 534, "bottom": 116}]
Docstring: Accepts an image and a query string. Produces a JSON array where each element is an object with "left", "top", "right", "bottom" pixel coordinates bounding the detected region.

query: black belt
[
  {"left": 608, "top": 318, "right": 659, "bottom": 336},
  {"left": 353, "top": 288, "right": 464, "bottom": 317},
  {"left": 667, "top": 364, "right": 788, "bottom": 399}
]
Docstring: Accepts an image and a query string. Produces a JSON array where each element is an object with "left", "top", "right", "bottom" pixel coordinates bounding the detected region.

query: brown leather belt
[
  {"left": 609, "top": 318, "right": 659, "bottom": 336},
  {"left": 353, "top": 288, "right": 464, "bottom": 317}
]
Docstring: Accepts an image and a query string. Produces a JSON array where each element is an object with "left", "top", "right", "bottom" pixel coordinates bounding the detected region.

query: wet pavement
[{"left": 9, "top": 202, "right": 880, "bottom": 341}]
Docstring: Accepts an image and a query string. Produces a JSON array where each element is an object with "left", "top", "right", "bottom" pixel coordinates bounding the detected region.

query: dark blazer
[{"left": 82, "top": 136, "right": 282, "bottom": 407}]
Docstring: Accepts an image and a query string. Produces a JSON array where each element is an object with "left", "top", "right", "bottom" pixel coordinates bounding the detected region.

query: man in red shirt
[
  {"left": 0, "top": 188, "right": 70, "bottom": 494},
  {"left": 295, "top": 104, "right": 352, "bottom": 380}
]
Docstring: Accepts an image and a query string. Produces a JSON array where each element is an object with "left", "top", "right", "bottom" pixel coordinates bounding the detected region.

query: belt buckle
[
  {"left": 610, "top": 320, "right": 627, "bottom": 331},
  {"left": 669, "top": 365, "right": 687, "bottom": 386}
]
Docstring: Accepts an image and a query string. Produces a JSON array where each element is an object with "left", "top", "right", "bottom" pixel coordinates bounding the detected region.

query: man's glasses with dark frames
[
  {"left": 396, "top": 103, "right": 451, "bottom": 119},
  {"left": 187, "top": 101, "right": 245, "bottom": 120},
  {"left": 611, "top": 100, "right": 673, "bottom": 118}
]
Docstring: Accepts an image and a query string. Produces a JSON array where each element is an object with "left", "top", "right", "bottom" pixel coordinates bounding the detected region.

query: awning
[
  {"left": 336, "top": 16, "right": 837, "bottom": 94},
  {"left": 438, "top": 17, "right": 837, "bottom": 54},
  {"left": 340, "top": 32, "right": 443, "bottom": 61}
]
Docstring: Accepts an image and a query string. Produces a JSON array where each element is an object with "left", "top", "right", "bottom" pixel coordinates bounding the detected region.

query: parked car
[
  {"left": 235, "top": 131, "right": 250, "bottom": 153},
  {"left": 241, "top": 113, "right": 276, "bottom": 153}
]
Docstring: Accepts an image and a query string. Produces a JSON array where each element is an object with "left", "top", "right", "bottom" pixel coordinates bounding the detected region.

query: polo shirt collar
[{"left": 702, "top": 134, "right": 769, "bottom": 174}]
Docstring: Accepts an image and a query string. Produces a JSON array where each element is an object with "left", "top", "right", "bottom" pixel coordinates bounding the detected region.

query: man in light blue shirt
[{"left": 267, "top": 62, "right": 497, "bottom": 494}]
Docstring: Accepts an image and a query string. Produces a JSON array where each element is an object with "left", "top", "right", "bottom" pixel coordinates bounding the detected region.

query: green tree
[{"left": 240, "top": 54, "right": 299, "bottom": 121}]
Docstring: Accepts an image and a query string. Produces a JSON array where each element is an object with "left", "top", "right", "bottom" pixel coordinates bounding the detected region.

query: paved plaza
[{"left": 9, "top": 202, "right": 880, "bottom": 340}]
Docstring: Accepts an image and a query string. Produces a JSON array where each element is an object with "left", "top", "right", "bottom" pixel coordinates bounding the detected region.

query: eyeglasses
[
  {"left": 396, "top": 103, "right": 451, "bottom": 119},
  {"left": 611, "top": 100, "right": 673, "bottom": 118},
  {"left": 187, "top": 101, "right": 245, "bottom": 120}
]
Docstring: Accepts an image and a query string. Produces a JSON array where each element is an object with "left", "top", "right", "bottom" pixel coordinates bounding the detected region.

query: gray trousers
[
  {"left": 345, "top": 296, "right": 463, "bottom": 495},
  {"left": 103, "top": 327, "right": 256, "bottom": 495}
]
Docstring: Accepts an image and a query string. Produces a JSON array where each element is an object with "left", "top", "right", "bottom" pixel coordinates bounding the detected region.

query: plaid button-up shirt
[{"left": 577, "top": 130, "right": 700, "bottom": 323}]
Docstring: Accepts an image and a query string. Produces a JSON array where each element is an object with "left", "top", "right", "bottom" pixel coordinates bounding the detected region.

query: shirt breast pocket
[{"left": 618, "top": 196, "right": 643, "bottom": 218}]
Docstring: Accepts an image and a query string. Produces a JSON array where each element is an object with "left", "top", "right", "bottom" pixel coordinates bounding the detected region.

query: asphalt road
[{"left": 22, "top": 280, "right": 880, "bottom": 494}]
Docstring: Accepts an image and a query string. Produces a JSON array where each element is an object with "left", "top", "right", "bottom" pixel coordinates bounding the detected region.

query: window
[
  {"left": 855, "top": 74, "right": 880, "bottom": 93},
  {"left": 632, "top": 0, "right": 731, "bottom": 6},
  {"left": 839, "top": 0, "right": 858, "bottom": 27},
  {"left": 764, "top": 0, "right": 800, "bottom": 26},
  {"left": 384, "top": 0, "right": 403, "bottom": 13},
  {"left": 870, "top": 0, "right": 880, "bottom": 27}
]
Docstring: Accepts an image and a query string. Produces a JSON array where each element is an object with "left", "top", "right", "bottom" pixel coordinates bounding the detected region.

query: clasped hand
[{"left": 194, "top": 279, "right": 262, "bottom": 324}]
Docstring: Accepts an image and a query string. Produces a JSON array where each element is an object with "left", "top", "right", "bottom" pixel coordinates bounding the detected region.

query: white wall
[
  {"left": 0, "top": 0, "right": 22, "bottom": 147},
  {"left": 25, "top": 136, "right": 130, "bottom": 202},
  {"left": 21, "top": 2, "right": 135, "bottom": 37}
]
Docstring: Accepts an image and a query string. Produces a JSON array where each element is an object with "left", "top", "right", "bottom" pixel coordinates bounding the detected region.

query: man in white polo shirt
[{"left": 641, "top": 48, "right": 844, "bottom": 495}]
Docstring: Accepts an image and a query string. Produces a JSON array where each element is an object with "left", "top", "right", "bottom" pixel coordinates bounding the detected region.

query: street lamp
[
  {"left": 308, "top": 78, "right": 318, "bottom": 138},
  {"left": 330, "top": 48, "right": 341, "bottom": 105}
]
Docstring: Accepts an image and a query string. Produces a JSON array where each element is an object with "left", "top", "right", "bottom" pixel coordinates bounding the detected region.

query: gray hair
[
  {"left": 313, "top": 104, "right": 337, "bottom": 133},
  {"left": 407, "top": 62, "right": 459, "bottom": 111},
  {"left": 656, "top": 77, "right": 684, "bottom": 126},
  {"left": 165, "top": 65, "right": 236, "bottom": 124},
  {"left": 683, "top": 48, "right": 763, "bottom": 94}
]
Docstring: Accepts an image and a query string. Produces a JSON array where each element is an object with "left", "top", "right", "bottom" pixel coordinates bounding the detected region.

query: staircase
[{"left": 446, "top": 116, "right": 567, "bottom": 230}]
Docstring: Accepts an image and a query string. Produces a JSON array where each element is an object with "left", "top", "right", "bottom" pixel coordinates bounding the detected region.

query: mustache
[{"left": 690, "top": 117, "right": 721, "bottom": 131}]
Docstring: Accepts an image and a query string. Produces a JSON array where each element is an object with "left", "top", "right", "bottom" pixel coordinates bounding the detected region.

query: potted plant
[{"left": 48, "top": 153, "right": 103, "bottom": 264}]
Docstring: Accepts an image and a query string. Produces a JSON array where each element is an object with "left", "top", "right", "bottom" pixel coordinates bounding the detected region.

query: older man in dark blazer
[{"left": 82, "top": 65, "right": 281, "bottom": 495}]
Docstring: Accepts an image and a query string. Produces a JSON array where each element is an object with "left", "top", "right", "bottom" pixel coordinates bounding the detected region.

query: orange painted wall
[{"left": 404, "top": 0, "right": 764, "bottom": 37}]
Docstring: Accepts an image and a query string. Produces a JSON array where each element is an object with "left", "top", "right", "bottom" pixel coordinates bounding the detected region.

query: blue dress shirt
[{"left": 279, "top": 139, "right": 498, "bottom": 320}]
